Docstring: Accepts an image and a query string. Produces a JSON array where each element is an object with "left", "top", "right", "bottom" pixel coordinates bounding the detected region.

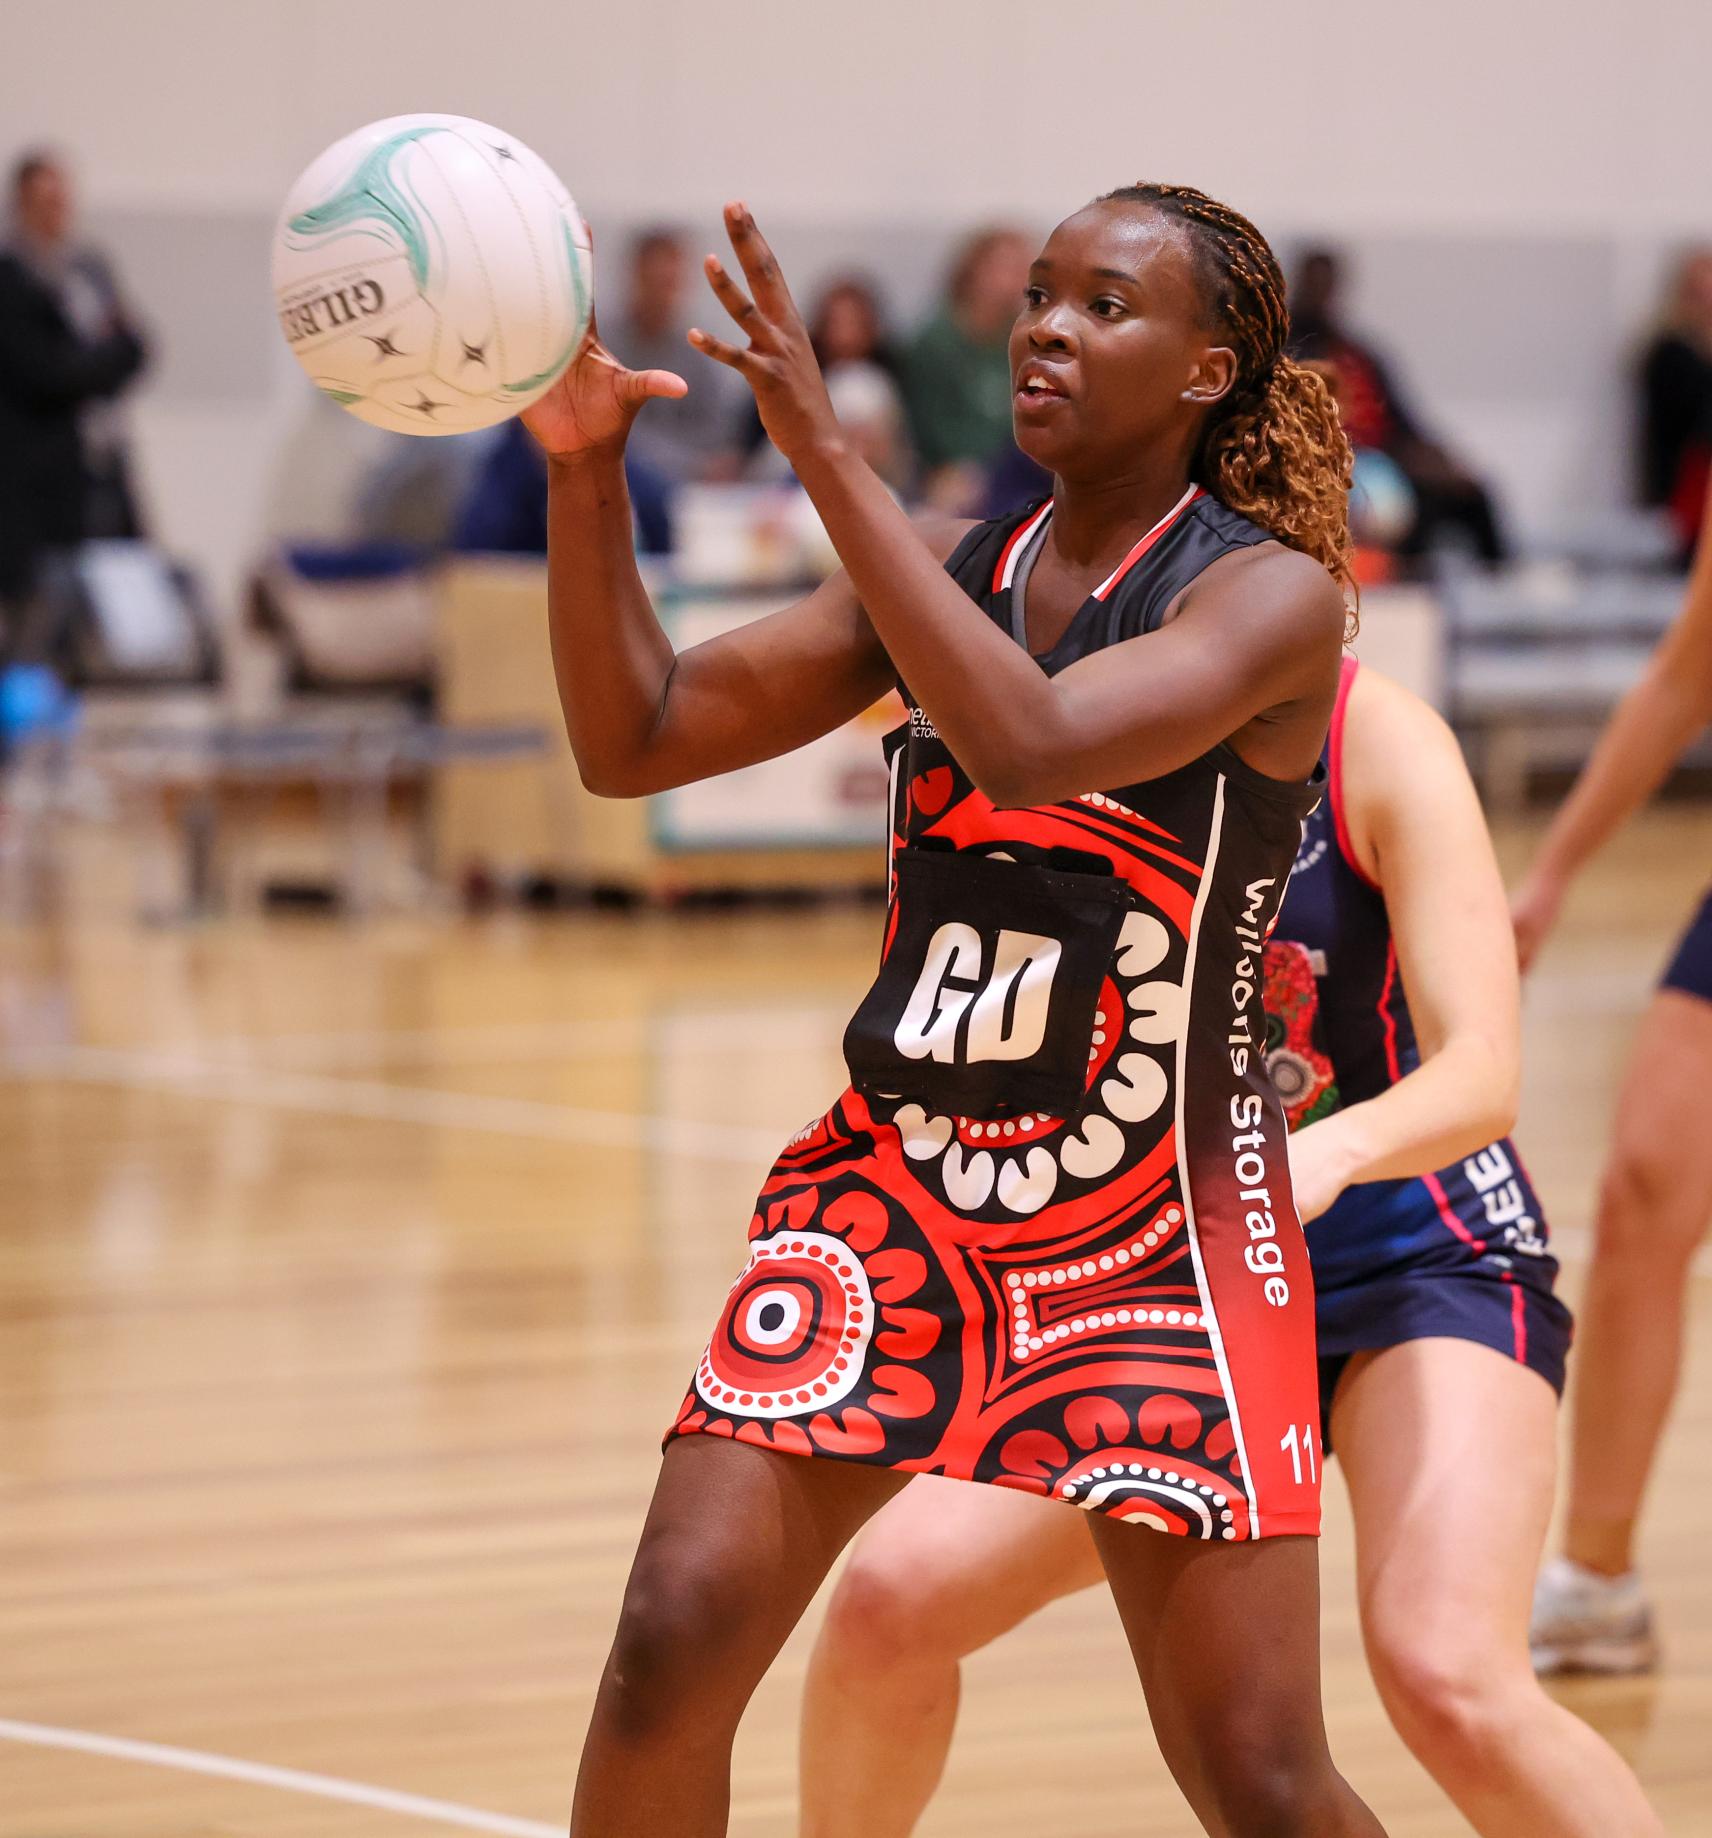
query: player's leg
[
  {"left": 1336, "top": 1338, "right": 1662, "bottom": 1836},
  {"left": 570, "top": 1435, "right": 906, "bottom": 1838},
  {"left": 1089, "top": 1521, "right": 1384, "bottom": 1837},
  {"left": 800, "top": 1475, "right": 1103, "bottom": 1838},
  {"left": 1554, "top": 989, "right": 1712, "bottom": 1590}
]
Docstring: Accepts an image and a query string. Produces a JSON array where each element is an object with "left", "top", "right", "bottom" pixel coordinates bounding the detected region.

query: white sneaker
[{"left": 1531, "top": 1556, "right": 1659, "bottom": 1675}]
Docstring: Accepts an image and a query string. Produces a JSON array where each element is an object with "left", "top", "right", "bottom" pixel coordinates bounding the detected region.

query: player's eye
[
  {"left": 1024, "top": 284, "right": 1048, "bottom": 309},
  {"left": 1091, "top": 296, "right": 1126, "bottom": 319}
]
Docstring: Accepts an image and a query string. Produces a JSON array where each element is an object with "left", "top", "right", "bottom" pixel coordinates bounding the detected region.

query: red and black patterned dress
[{"left": 668, "top": 488, "right": 1329, "bottom": 1541}]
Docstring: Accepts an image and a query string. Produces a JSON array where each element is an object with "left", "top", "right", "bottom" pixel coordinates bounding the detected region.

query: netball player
[
  {"left": 1515, "top": 477, "right": 1712, "bottom": 1672},
  {"left": 525, "top": 184, "right": 1384, "bottom": 1835},
  {"left": 799, "top": 659, "right": 1662, "bottom": 1838}
]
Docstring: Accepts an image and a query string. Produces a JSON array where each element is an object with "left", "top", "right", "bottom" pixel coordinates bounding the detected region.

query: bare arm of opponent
[
  {"left": 1287, "top": 667, "right": 1521, "bottom": 1222},
  {"left": 1512, "top": 473, "right": 1712, "bottom": 967}
]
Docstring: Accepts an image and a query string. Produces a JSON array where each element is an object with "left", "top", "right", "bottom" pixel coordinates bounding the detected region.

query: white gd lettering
[
  {"left": 1280, "top": 1420, "right": 1318, "bottom": 1486},
  {"left": 894, "top": 923, "right": 1061, "bottom": 1064}
]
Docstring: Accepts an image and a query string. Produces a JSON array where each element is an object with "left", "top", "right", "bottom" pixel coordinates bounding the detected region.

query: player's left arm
[
  {"left": 1288, "top": 668, "right": 1521, "bottom": 1222},
  {"left": 692, "top": 203, "right": 1342, "bottom": 802},
  {"left": 1512, "top": 472, "right": 1712, "bottom": 966}
]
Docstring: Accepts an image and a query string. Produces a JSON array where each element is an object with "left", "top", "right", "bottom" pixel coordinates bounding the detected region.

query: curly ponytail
[{"left": 1101, "top": 183, "right": 1357, "bottom": 621}]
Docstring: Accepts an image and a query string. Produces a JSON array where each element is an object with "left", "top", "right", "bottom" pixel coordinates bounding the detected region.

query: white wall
[
  {"left": 11, "top": 0, "right": 1712, "bottom": 230},
  {"left": 5, "top": 0, "right": 1711, "bottom": 606}
]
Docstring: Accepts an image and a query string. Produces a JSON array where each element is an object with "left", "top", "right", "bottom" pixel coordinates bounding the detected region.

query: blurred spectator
[
  {"left": 454, "top": 419, "right": 672, "bottom": 557},
  {"left": 748, "top": 276, "right": 912, "bottom": 488},
  {"left": 903, "top": 226, "right": 1033, "bottom": 512},
  {"left": 1289, "top": 247, "right": 1507, "bottom": 567},
  {"left": 603, "top": 226, "right": 744, "bottom": 484},
  {"left": 813, "top": 277, "right": 900, "bottom": 382},
  {"left": 0, "top": 150, "right": 148, "bottom": 629},
  {"left": 1638, "top": 247, "right": 1712, "bottom": 555},
  {"left": 264, "top": 394, "right": 485, "bottom": 551}
]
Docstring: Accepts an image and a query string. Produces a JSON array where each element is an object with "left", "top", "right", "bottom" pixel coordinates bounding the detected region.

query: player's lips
[{"left": 1015, "top": 361, "right": 1072, "bottom": 405}]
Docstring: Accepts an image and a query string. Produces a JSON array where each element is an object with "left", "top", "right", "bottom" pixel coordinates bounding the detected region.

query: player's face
[{"left": 1008, "top": 204, "right": 1234, "bottom": 478}]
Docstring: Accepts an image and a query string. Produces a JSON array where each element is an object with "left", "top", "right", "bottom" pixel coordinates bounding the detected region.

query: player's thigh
[
  {"left": 1331, "top": 1336, "right": 1555, "bottom": 1668},
  {"left": 830, "top": 1474, "right": 1103, "bottom": 1660},
  {"left": 1090, "top": 1518, "right": 1330, "bottom": 1752},
  {"left": 624, "top": 1435, "right": 908, "bottom": 1658}
]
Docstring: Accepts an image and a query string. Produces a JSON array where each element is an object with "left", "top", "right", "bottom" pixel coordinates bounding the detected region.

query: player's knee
[
  {"left": 1190, "top": 1710, "right": 1344, "bottom": 1836},
  {"left": 1209, "top": 1757, "right": 1341, "bottom": 1837},
  {"left": 1368, "top": 1632, "right": 1523, "bottom": 1770},
  {"left": 603, "top": 1543, "right": 764, "bottom": 1739},
  {"left": 818, "top": 1547, "right": 966, "bottom": 1679},
  {"left": 1596, "top": 1134, "right": 1694, "bottom": 1265}
]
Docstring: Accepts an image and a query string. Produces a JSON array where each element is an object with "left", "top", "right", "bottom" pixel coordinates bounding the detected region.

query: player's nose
[{"left": 1028, "top": 303, "right": 1076, "bottom": 352}]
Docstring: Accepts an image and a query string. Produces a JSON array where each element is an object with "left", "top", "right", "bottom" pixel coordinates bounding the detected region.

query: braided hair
[{"left": 1101, "top": 182, "right": 1356, "bottom": 617}]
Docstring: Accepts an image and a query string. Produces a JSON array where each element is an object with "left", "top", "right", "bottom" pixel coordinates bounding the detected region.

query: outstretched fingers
[
  {"left": 704, "top": 253, "right": 764, "bottom": 339},
  {"left": 686, "top": 326, "right": 752, "bottom": 374},
  {"left": 723, "top": 201, "right": 801, "bottom": 328}
]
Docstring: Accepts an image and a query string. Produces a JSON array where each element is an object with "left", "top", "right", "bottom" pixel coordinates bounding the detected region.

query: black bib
[{"left": 843, "top": 845, "right": 1134, "bottom": 1119}]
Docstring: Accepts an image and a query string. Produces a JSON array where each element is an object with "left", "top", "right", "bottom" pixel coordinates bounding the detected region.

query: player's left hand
[
  {"left": 690, "top": 202, "right": 839, "bottom": 465},
  {"left": 1286, "top": 1122, "right": 1355, "bottom": 1224}
]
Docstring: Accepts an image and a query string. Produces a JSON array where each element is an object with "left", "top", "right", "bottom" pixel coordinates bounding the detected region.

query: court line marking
[
  {"left": 135, "top": 1004, "right": 850, "bottom": 1072},
  {"left": 0, "top": 1718, "right": 561, "bottom": 1837},
  {"left": 0, "top": 1044, "right": 785, "bottom": 1165}
]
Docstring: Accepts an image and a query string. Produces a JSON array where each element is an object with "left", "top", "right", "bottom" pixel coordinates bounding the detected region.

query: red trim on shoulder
[
  {"left": 1328, "top": 654, "right": 1381, "bottom": 892},
  {"left": 991, "top": 501, "right": 1053, "bottom": 593},
  {"left": 1090, "top": 485, "right": 1204, "bottom": 601}
]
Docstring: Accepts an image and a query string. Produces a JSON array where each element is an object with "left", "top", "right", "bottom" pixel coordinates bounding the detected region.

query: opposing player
[
  {"left": 526, "top": 183, "right": 1384, "bottom": 1835},
  {"left": 799, "top": 660, "right": 1663, "bottom": 1838},
  {"left": 1515, "top": 476, "right": 1712, "bottom": 1671}
]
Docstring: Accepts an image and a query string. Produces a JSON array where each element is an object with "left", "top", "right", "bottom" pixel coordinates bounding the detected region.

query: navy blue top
[{"left": 1264, "top": 659, "right": 1560, "bottom": 1304}]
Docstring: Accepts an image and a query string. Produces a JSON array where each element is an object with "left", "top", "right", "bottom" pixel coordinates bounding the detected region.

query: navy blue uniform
[
  {"left": 1663, "top": 884, "right": 1712, "bottom": 1003},
  {"left": 1263, "top": 658, "right": 1573, "bottom": 1443}
]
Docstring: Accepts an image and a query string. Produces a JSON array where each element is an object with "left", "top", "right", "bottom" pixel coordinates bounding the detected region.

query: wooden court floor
[{"left": 3, "top": 809, "right": 1709, "bottom": 1836}]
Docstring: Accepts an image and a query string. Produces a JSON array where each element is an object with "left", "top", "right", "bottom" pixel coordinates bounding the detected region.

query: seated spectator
[
  {"left": 264, "top": 394, "right": 487, "bottom": 552},
  {"left": 748, "top": 275, "right": 912, "bottom": 489},
  {"left": 453, "top": 418, "right": 671, "bottom": 557},
  {"left": 0, "top": 149, "right": 148, "bottom": 634},
  {"left": 1637, "top": 247, "right": 1712, "bottom": 556},
  {"left": 602, "top": 226, "right": 746, "bottom": 485},
  {"left": 1289, "top": 247, "right": 1507, "bottom": 567},
  {"left": 903, "top": 226, "right": 1033, "bottom": 512}
]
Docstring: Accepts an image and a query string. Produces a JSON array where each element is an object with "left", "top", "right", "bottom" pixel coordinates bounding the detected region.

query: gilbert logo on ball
[{"left": 273, "top": 113, "right": 593, "bottom": 435}]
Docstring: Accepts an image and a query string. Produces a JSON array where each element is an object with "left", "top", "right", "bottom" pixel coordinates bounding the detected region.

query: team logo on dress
[{"left": 1262, "top": 939, "right": 1338, "bottom": 1127}]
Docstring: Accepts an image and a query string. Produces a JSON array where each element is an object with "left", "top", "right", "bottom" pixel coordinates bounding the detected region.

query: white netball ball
[{"left": 272, "top": 113, "right": 593, "bottom": 436}]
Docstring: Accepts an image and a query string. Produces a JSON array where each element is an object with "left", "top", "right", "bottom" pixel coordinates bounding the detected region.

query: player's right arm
[
  {"left": 1512, "top": 476, "right": 1712, "bottom": 967},
  {"left": 523, "top": 328, "right": 956, "bottom": 796},
  {"left": 1287, "top": 668, "right": 1521, "bottom": 1221}
]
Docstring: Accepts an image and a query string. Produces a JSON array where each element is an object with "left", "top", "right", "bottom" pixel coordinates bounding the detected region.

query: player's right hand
[
  {"left": 521, "top": 315, "right": 686, "bottom": 459},
  {"left": 1510, "top": 870, "right": 1565, "bottom": 973}
]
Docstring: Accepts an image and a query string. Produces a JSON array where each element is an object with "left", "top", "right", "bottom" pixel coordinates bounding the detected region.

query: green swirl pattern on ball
[
  {"left": 288, "top": 124, "right": 443, "bottom": 287},
  {"left": 289, "top": 122, "right": 589, "bottom": 402}
]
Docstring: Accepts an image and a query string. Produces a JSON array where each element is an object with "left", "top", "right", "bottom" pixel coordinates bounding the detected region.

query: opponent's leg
[
  {"left": 571, "top": 1435, "right": 906, "bottom": 1838},
  {"left": 800, "top": 1476, "right": 1103, "bottom": 1838},
  {"left": 1560, "top": 990, "right": 1712, "bottom": 1580},
  {"left": 1090, "top": 1520, "right": 1384, "bottom": 1837},
  {"left": 1336, "top": 1338, "right": 1662, "bottom": 1836}
]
